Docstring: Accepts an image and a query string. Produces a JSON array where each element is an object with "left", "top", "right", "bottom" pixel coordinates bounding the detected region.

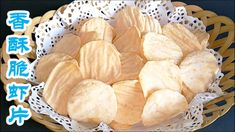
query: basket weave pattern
[{"left": 1, "top": 2, "right": 234, "bottom": 131}]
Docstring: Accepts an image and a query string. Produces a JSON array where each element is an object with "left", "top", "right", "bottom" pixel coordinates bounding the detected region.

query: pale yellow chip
[
  {"left": 117, "top": 52, "right": 144, "bottom": 82},
  {"left": 112, "top": 80, "right": 145, "bottom": 125},
  {"left": 79, "top": 18, "right": 115, "bottom": 42},
  {"left": 43, "top": 60, "right": 83, "bottom": 115},
  {"left": 80, "top": 31, "right": 99, "bottom": 45},
  {"left": 180, "top": 50, "right": 219, "bottom": 93},
  {"left": 76, "top": 19, "right": 89, "bottom": 33},
  {"left": 141, "top": 33, "right": 183, "bottom": 64},
  {"left": 67, "top": 79, "right": 117, "bottom": 124},
  {"left": 163, "top": 23, "right": 202, "bottom": 56},
  {"left": 114, "top": 26, "right": 141, "bottom": 54},
  {"left": 51, "top": 33, "right": 81, "bottom": 58},
  {"left": 79, "top": 40, "right": 121, "bottom": 84},
  {"left": 109, "top": 121, "right": 132, "bottom": 130},
  {"left": 181, "top": 83, "right": 195, "bottom": 103},
  {"left": 142, "top": 89, "right": 188, "bottom": 126},
  {"left": 36, "top": 53, "right": 73, "bottom": 82},
  {"left": 139, "top": 61, "right": 182, "bottom": 98},
  {"left": 115, "top": 6, "right": 144, "bottom": 35},
  {"left": 192, "top": 29, "right": 210, "bottom": 49},
  {"left": 115, "top": 6, "right": 162, "bottom": 35}
]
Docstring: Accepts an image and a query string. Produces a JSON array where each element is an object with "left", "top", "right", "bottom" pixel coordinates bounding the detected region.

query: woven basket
[{"left": 0, "top": 1, "right": 234, "bottom": 131}]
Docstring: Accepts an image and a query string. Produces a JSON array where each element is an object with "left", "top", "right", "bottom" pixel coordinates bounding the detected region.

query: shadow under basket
[{"left": 0, "top": 1, "right": 234, "bottom": 131}]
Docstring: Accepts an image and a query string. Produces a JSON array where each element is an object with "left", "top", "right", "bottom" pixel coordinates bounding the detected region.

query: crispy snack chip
[
  {"left": 36, "top": 53, "right": 73, "bottom": 82},
  {"left": 115, "top": 6, "right": 144, "bottom": 35},
  {"left": 112, "top": 80, "right": 145, "bottom": 125},
  {"left": 37, "top": 10, "right": 216, "bottom": 128},
  {"left": 163, "top": 23, "right": 202, "bottom": 56},
  {"left": 109, "top": 121, "right": 132, "bottom": 130},
  {"left": 139, "top": 61, "right": 182, "bottom": 98},
  {"left": 67, "top": 79, "right": 117, "bottom": 124},
  {"left": 43, "top": 60, "right": 83, "bottom": 115},
  {"left": 51, "top": 33, "right": 81, "bottom": 58},
  {"left": 141, "top": 33, "right": 183, "bottom": 64},
  {"left": 180, "top": 50, "right": 219, "bottom": 93},
  {"left": 79, "top": 18, "right": 115, "bottom": 42},
  {"left": 114, "top": 26, "right": 141, "bottom": 54},
  {"left": 79, "top": 40, "right": 121, "bottom": 84},
  {"left": 181, "top": 83, "right": 195, "bottom": 103},
  {"left": 142, "top": 89, "right": 188, "bottom": 126},
  {"left": 143, "top": 16, "right": 162, "bottom": 35},
  {"left": 192, "top": 29, "right": 210, "bottom": 49},
  {"left": 117, "top": 52, "right": 144, "bottom": 81},
  {"left": 115, "top": 7, "right": 161, "bottom": 35}
]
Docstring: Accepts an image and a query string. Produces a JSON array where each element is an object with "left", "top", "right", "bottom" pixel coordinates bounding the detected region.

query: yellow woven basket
[{"left": 0, "top": 1, "right": 234, "bottom": 131}]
